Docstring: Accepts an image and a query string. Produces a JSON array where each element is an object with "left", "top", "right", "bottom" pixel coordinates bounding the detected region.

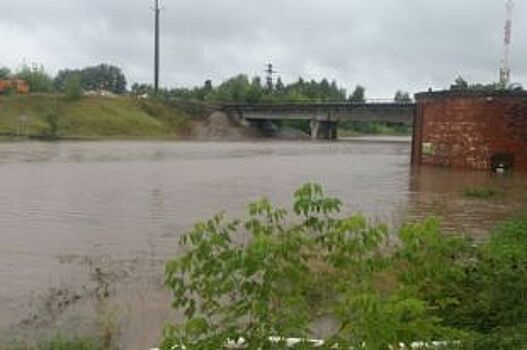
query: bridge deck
[{"left": 221, "top": 102, "right": 416, "bottom": 125}]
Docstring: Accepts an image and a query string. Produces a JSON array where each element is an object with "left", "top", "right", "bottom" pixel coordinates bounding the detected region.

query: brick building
[{"left": 412, "top": 91, "right": 527, "bottom": 171}]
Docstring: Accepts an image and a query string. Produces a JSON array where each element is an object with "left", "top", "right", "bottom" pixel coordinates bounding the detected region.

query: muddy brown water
[{"left": 0, "top": 139, "right": 526, "bottom": 349}]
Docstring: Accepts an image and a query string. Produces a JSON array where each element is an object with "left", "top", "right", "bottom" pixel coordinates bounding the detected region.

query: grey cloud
[{"left": 0, "top": 0, "right": 525, "bottom": 97}]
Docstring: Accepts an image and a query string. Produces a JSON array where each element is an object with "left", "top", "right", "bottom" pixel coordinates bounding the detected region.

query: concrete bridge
[{"left": 221, "top": 101, "right": 416, "bottom": 139}]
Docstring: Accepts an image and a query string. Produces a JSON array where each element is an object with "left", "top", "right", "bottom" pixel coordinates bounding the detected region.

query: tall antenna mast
[
  {"left": 153, "top": 0, "right": 161, "bottom": 92},
  {"left": 500, "top": 0, "right": 514, "bottom": 86}
]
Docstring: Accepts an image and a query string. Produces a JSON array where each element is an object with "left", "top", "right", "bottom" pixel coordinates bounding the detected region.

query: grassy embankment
[{"left": 0, "top": 94, "right": 203, "bottom": 141}]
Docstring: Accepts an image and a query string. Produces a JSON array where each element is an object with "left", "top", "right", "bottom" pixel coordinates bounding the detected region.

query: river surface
[{"left": 0, "top": 139, "right": 526, "bottom": 348}]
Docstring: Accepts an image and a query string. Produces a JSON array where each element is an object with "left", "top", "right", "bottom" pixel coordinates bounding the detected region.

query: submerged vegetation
[
  {"left": 7, "top": 336, "right": 106, "bottom": 350},
  {"left": 162, "top": 184, "right": 527, "bottom": 349},
  {"left": 464, "top": 186, "right": 498, "bottom": 199}
]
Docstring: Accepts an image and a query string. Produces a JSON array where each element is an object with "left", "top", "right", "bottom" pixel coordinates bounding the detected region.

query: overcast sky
[{"left": 1, "top": 0, "right": 525, "bottom": 97}]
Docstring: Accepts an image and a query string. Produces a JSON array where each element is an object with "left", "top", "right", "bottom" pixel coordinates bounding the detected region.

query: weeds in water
[
  {"left": 7, "top": 336, "right": 105, "bottom": 350},
  {"left": 464, "top": 186, "right": 497, "bottom": 199}
]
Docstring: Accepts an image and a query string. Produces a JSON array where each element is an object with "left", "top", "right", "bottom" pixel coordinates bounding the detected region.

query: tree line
[
  {"left": 1, "top": 63, "right": 414, "bottom": 103},
  {"left": 132, "top": 75, "right": 413, "bottom": 104},
  {"left": 0, "top": 63, "right": 127, "bottom": 94}
]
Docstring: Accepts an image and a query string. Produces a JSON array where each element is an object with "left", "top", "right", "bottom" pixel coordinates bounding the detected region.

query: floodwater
[{"left": 0, "top": 139, "right": 526, "bottom": 348}]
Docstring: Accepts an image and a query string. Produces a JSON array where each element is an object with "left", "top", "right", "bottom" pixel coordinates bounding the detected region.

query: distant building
[{"left": 0, "top": 79, "right": 30, "bottom": 94}]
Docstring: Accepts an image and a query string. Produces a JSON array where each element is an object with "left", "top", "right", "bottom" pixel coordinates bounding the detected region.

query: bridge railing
[{"left": 220, "top": 100, "right": 415, "bottom": 109}]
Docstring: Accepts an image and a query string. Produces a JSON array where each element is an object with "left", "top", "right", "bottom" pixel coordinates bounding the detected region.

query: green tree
[
  {"left": 394, "top": 90, "right": 412, "bottom": 102},
  {"left": 246, "top": 77, "right": 264, "bottom": 103},
  {"left": 81, "top": 64, "right": 127, "bottom": 94},
  {"left": 0, "top": 67, "right": 11, "bottom": 79},
  {"left": 64, "top": 73, "right": 83, "bottom": 101},
  {"left": 53, "top": 68, "right": 81, "bottom": 91},
  {"left": 450, "top": 76, "right": 469, "bottom": 91},
  {"left": 16, "top": 64, "right": 53, "bottom": 92},
  {"left": 209, "top": 75, "right": 251, "bottom": 102},
  {"left": 349, "top": 85, "right": 366, "bottom": 102}
]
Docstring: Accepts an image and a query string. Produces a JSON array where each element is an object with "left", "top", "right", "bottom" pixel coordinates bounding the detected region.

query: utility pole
[
  {"left": 153, "top": 0, "right": 161, "bottom": 92},
  {"left": 264, "top": 63, "right": 278, "bottom": 91}
]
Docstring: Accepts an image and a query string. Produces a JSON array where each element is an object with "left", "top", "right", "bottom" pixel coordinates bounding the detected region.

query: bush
[
  {"left": 162, "top": 185, "right": 466, "bottom": 349},
  {"left": 162, "top": 184, "right": 527, "bottom": 349}
]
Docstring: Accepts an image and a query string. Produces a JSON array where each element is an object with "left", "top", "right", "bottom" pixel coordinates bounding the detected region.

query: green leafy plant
[
  {"left": 162, "top": 184, "right": 461, "bottom": 349},
  {"left": 162, "top": 184, "right": 527, "bottom": 349}
]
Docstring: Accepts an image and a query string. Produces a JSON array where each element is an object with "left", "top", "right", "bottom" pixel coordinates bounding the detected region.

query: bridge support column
[{"left": 310, "top": 120, "right": 337, "bottom": 140}]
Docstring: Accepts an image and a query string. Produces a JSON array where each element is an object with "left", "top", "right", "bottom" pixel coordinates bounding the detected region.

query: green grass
[
  {"left": 464, "top": 186, "right": 498, "bottom": 199},
  {"left": 0, "top": 94, "right": 197, "bottom": 139}
]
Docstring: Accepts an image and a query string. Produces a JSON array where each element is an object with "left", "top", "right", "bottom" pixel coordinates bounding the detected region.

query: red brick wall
[{"left": 413, "top": 92, "right": 527, "bottom": 171}]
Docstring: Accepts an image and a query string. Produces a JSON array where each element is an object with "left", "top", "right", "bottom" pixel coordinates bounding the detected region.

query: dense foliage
[
  {"left": 0, "top": 67, "right": 11, "bottom": 79},
  {"left": 0, "top": 63, "right": 126, "bottom": 95},
  {"left": 133, "top": 75, "right": 360, "bottom": 104},
  {"left": 54, "top": 64, "right": 127, "bottom": 94},
  {"left": 162, "top": 184, "right": 527, "bottom": 349},
  {"left": 15, "top": 64, "right": 54, "bottom": 93}
]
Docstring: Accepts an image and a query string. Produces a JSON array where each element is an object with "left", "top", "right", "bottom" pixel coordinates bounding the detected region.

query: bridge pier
[{"left": 310, "top": 120, "right": 337, "bottom": 140}]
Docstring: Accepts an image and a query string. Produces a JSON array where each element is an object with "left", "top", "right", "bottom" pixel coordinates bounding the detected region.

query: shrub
[
  {"left": 162, "top": 184, "right": 462, "bottom": 349},
  {"left": 162, "top": 184, "right": 527, "bottom": 349}
]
